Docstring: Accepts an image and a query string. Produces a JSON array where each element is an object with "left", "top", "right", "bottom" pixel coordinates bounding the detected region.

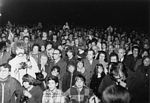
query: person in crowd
[
  {"left": 125, "top": 46, "right": 141, "bottom": 72},
  {"left": 98, "top": 51, "right": 108, "bottom": 74},
  {"left": 118, "top": 48, "right": 126, "bottom": 63},
  {"left": 109, "top": 52, "right": 118, "bottom": 63},
  {"left": 90, "top": 64, "right": 105, "bottom": 98},
  {"left": 76, "top": 60, "right": 86, "bottom": 76},
  {"left": 64, "top": 74, "right": 100, "bottom": 103},
  {"left": 49, "top": 49, "right": 67, "bottom": 79},
  {"left": 0, "top": 42, "right": 11, "bottom": 65},
  {"left": 21, "top": 74, "right": 43, "bottom": 103},
  {"left": 130, "top": 56, "right": 150, "bottom": 103},
  {"left": 42, "top": 76, "right": 65, "bottom": 103},
  {"left": 62, "top": 63, "right": 76, "bottom": 92},
  {"left": 83, "top": 49, "right": 99, "bottom": 87},
  {"left": 102, "top": 84, "right": 130, "bottom": 103},
  {"left": 30, "top": 44, "right": 41, "bottom": 65},
  {"left": 45, "top": 42, "right": 54, "bottom": 62},
  {"left": 9, "top": 40, "right": 40, "bottom": 84},
  {"left": 0, "top": 63, "right": 23, "bottom": 103},
  {"left": 98, "top": 62, "right": 128, "bottom": 98}
]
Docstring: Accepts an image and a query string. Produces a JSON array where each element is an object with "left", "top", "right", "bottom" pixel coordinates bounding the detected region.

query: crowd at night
[{"left": 0, "top": 0, "right": 149, "bottom": 103}]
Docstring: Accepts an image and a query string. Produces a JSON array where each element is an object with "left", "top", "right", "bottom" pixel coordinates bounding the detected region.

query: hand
[
  {"left": 23, "top": 90, "right": 32, "bottom": 98},
  {"left": 119, "top": 81, "right": 127, "bottom": 88},
  {"left": 89, "top": 95, "right": 100, "bottom": 103}
]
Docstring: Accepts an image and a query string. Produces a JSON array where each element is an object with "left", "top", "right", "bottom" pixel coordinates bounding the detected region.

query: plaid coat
[
  {"left": 64, "top": 85, "right": 93, "bottom": 103},
  {"left": 42, "top": 89, "right": 65, "bottom": 103}
]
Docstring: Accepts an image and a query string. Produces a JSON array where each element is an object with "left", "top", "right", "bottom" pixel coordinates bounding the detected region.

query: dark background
[{"left": 1, "top": 0, "right": 149, "bottom": 32}]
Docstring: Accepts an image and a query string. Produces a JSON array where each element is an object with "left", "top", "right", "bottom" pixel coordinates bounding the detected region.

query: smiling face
[{"left": 47, "top": 80, "right": 58, "bottom": 91}]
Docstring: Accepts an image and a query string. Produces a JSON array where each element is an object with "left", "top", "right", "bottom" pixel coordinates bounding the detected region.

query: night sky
[{"left": 1, "top": 0, "right": 149, "bottom": 32}]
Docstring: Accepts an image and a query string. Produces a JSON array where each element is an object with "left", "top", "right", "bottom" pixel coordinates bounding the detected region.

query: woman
[{"left": 90, "top": 64, "right": 105, "bottom": 98}]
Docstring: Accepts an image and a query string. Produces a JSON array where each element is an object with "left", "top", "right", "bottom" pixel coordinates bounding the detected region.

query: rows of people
[{"left": 0, "top": 22, "right": 149, "bottom": 103}]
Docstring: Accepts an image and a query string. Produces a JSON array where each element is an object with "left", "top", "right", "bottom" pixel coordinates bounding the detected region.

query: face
[
  {"left": 23, "top": 82, "right": 31, "bottom": 89},
  {"left": 68, "top": 65, "right": 75, "bottom": 73},
  {"left": 41, "top": 45, "right": 45, "bottom": 52},
  {"left": 51, "top": 69, "right": 59, "bottom": 76},
  {"left": 99, "top": 53, "right": 105, "bottom": 61},
  {"left": 143, "top": 57, "right": 150, "bottom": 66},
  {"left": 118, "top": 49, "right": 125, "bottom": 58},
  {"left": 41, "top": 56, "right": 48, "bottom": 65},
  {"left": 87, "top": 51, "right": 94, "bottom": 60},
  {"left": 46, "top": 44, "right": 52, "bottom": 50},
  {"left": 0, "top": 67, "right": 10, "bottom": 79},
  {"left": 133, "top": 48, "right": 138, "bottom": 57},
  {"left": 67, "top": 51, "right": 73, "bottom": 58},
  {"left": 75, "top": 78, "right": 84, "bottom": 89},
  {"left": 47, "top": 80, "right": 58, "bottom": 91},
  {"left": 142, "top": 51, "right": 148, "bottom": 57},
  {"left": 110, "top": 56, "right": 117, "bottom": 63},
  {"left": 53, "top": 50, "right": 61, "bottom": 60},
  {"left": 77, "top": 61, "right": 84, "bottom": 68},
  {"left": 97, "top": 66, "right": 103, "bottom": 73},
  {"left": 33, "top": 46, "right": 39, "bottom": 54},
  {"left": 24, "top": 37, "right": 29, "bottom": 44}
]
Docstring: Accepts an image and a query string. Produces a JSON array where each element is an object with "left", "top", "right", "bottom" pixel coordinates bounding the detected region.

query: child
[
  {"left": 42, "top": 76, "right": 65, "bottom": 103},
  {"left": 0, "top": 63, "right": 23, "bottom": 103},
  {"left": 64, "top": 74, "right": 99, "bottom": 103},
  {"left": 22, "top": 74, "right": 43, "bottom": 103}
]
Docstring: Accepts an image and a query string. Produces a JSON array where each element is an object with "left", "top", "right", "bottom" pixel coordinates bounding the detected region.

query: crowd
[{"left": 0, "top": 21, "right": 149, "bottom": 103}]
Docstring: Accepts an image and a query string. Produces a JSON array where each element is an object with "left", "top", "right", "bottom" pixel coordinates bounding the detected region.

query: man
[
  {"left": 49, "top": 49, "right": 67, "bottom": 87},
  {"left": 0, "top": 63, "right": 23, "bottom": 103},
  {"left": 9, "top": 41, "right": 39, "bottom": 84},
  {"left": 83, "top": 50, "right": 99, "bottom": 87},
  {"left": 118, "top": 48, "right": 126, "bottom": 63}
]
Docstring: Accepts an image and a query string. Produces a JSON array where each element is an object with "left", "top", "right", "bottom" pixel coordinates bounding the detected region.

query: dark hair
[
  {"left": 22, "top": 74, "right": 36, "bottom": 85},
  {"left": 98, "top": 51, "right": 107, "bottom": 62},
  {"left": 102, "top": 84, "right": 130, "bottom": 103},
  {"left": 46, "top": 75, "right": 59, "bottom": 88},
  {"left": 132, "top": 45, "right": 140, "bottom": 53},
  {"left": 108, "top": 62, "right": 119, "bottom": 77},
  {"left": 109, "top": 52, "right": 119, "bottom": 63},
  {"left": 94, "top": 64, "right": 104, "bottom": 75},
  {"left": 75, "top": 74, "right": 86, "bottom": 83},
  {"left": 32, "top": 44, "right": 40, "bottom": 51},
  {"left": 23, "top": 36, "right": 30, "bottom": 40},
  {"left": 51, "top": 66, "right": 60, "bottom": 74},
  {"left": 0, "top": 63, "right": 11, "bottom": 71}
]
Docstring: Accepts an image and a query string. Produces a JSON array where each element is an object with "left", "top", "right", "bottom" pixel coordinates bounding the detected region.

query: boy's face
[
  {"left": 75, "top": 78, "right": 84, "bottom": 89},
  {"left": 0, "top": 67, "right": 10, "bottom": 79},
  {"left": 47, "top": 80, "right": 58, "bottom": 91}
]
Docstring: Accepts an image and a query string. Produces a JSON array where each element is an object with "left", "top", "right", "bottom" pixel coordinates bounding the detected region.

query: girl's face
[
  {"left": 33, "top": 46, "right": 39, "bottom": 54},
  {"left": 77, "top": 61, "right": 83, "bottom": 68},
  {"left": 97, "top": 66, "right": 103, "bottom": 74},
  {"left": 47, "top": 80, "right": 58, "bottom": 91}
]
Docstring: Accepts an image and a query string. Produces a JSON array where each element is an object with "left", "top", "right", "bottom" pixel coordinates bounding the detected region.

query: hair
[
  {"left": 98, "top": 51, "right": 107, "bottom": 62},
  {"left": 23, "top": 36, "right": 30, "bottom": 41},
  {"left": 77, "top": 60, "right": 84, "bottom": 67},
  {"left": 67, "top": 63, "right": 76, "bottom": 72},
  {"left": 51, "top": 66, "right": 60, "bottom": 74},
  {"left": 142, "top": 56, "right": 150, "bottom": 65},
  {"left": 132, "top": 45, "right": 140, "bottom": 53},
  {"left": 108, "top": 62, "right": 119, "bottom": 77},
  {"left": 32, "top": 43, "right": 40, "bottom": 51},
  {"left": 22, "top": 74, "right": 36, "bottom": 85},
  {"left": 94, "top": 64, "right": 105, "bottom": 75},
  {"left": 0, "top": 63, "right": 11, "bottom": 71},
  {"left": 75, "top": 74, "right": 86, "bottom": 83},
  {"left": 102, "top": 84, "right": 130, "bottom": 103},
  {"left": 109, "top": 52, "right": 119, "bottom": 63},
  {"left": 46, "top": 75, "right": 59, "bottom": 88}
]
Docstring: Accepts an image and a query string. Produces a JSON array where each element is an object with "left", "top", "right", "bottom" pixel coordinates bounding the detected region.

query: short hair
[
  {"left": 109, "top": 52, "right": 119, "bottom": 62},
  {"left": 22, "top": 74, "right": 36, "bottom": 85},
  {"left": 51, "top": 66, "right": 60, "bottom": 74},
  {"left": 46, "top": 75, "right": 59, "bottom": 85},
  {"left": 32, "top": 43, "right": 40, "bottom": 51},
  {"left": 0, "top": 63, "right": 11, "bottom": 71},
  {"left": 132, "top": 45, "right": 140, "bottom": 53},
  {"left": 75, "top": 74, "right": 86, "bottom": 83},
  {"left": 102, "top": 84, "right": 130, "bottom": 103}
]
